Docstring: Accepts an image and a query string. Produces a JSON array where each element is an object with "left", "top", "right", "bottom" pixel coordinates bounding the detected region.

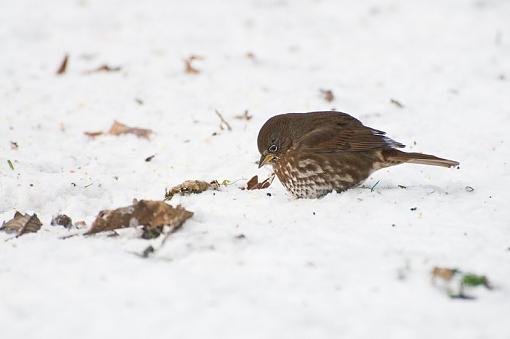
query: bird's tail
[{"left": 382, "top": 149, "right": 459, "bottom": 168}]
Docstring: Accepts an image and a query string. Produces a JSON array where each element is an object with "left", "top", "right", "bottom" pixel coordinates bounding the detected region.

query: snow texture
[{"left": 1, "top": 0, "right": 510, "bottom": 338}]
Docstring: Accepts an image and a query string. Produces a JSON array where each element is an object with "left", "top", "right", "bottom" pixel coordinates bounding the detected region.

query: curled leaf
[
  {"left": 1, "top": 211, "right": 42, "bottom": 236},
  {"left": 165, "top": 180, "right": 220, "bottom": 200},
  {"left": 86, "top": 199, "right": 193, "bottom": 235},
  {"left": 246, "top": 173, "right": 275, "bottom": 190}
]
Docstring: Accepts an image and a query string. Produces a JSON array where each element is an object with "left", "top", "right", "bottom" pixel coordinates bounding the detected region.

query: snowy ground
[{"left": 1, "top": 0, "right": 510, "bottom": 338}]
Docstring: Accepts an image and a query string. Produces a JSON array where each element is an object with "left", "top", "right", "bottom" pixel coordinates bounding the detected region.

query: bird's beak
[{"left": 258, "top": 153, "right": 275, "bottom": 168}]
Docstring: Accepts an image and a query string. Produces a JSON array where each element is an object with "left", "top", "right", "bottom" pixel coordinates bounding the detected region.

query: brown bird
[{"left": 257, "top": 111, "right": 459, "bottom": 198}]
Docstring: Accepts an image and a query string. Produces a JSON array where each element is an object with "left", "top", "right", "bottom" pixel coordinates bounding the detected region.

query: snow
[{"left": 1, "top": 0, "right": 510, "bottom": 338}]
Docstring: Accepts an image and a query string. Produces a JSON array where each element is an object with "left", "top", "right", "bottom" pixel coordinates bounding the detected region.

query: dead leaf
[
  {"left": 10, "top": 141, "right": 19, "bottom": 150},
  {"left": 84, "top": 64, "right": 122, "bottom": 74},
  {"left": 108, "top": 121, "right": 152, "bottom": 139},
  {"left": 184, "top": 55, "right": 203, "bottom": 74},
  {"left": 245, "top": 52, "right": 255, "bottom": 60},
  {"left": 1, "top": 211, "right": 42, "bottom": 236},
  {"left": 234, "top": 110, "right": 252, "bottom": 121},
  {"left": 320, "top": 89, "right": 335, "bottom": 102},
  {"left": 84, "top": 131, "right": 103, "bottom": 138},
  {"left": 56, "top": 54, "right": 69, "bottom": 75},
  {"left": 145, "top": 154, "right": 156, "bottom": 162},
  {"left": 51, "top": 214, "right": 73, "bottom": 228},
  {"left": 165, "top": 180, "right": 221, "bottom": 200},
  {"left": 246, "top": 173, "right": 275, "bottom": 190},
  {"left": 85, "top": 199, "right": 193, "bottom": 235},
  {"left": 84, "top": 121, "right": 153, "bottom": 139},
  {"left": 431, "top": 267, "right": 458, "bottom": 283}
]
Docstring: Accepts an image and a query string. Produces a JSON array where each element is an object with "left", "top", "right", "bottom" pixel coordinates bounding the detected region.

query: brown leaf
[
  {"left": 84, "top": 121, "right": 153, "bottom": 139},
  {"left": 84, "top": 131, "right": 104, "bottom": 138},
  {"left": 246, "top": 173, "right": 275, "bottom": 190},
  {"left": 85, "top": 199, "right": 193, "bottom": 235},
  {"left": 108, "top": 121, "right": 153, "bottom": 139},
  {"left": 56, "top": 54, "right": 69, "bottom": 75},
  {"left": 320, "top": 89, "right": 335, "bottom": 103},
  {"left": 84, "top": 64, "right": 122, "bottom": 74},
  {"left": 1, "top": 211, "right": 42, "bottom": 236},
  {"left": 165, "top": 180, "right": 220, "bottom": 200},
  {"left": 431, "top": 267, "right": 458, "bottom": 283},
  {"left": 246, "top": 175, "right": 259, "bottom": 190},
  {"left": 184, "top": 55, "right": 203, "bottom": 74},
  {"left": 10, "top": 141, "right": 19, "bottom": 150}
]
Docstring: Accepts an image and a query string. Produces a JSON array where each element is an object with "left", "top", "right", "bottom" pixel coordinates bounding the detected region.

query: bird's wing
[{"left": 295, "top": 124, "right": 405, "bottom": 153}]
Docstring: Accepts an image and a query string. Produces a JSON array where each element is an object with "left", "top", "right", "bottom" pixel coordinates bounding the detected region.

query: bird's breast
[{"left": 273, "top": 152, "right": 362, "bottom": 198}]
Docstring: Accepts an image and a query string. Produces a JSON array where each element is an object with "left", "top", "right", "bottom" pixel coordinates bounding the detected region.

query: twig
[
  {"left": 60, "top": 233, "right": 81, "bottom": 240},
  {"left": 370, "top": 180, "right": 380, "bottom": 192},
  {"left": 215, "top": 109, "right": 232, "bottom": 131},
  {"left": 390, "top": 98, "right": 404, "bottom": 108}
]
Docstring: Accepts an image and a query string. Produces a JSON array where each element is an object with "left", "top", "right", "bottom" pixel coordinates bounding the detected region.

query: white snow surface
[{"left": 1, "top": 0, "right": 510, "bottom": 338}]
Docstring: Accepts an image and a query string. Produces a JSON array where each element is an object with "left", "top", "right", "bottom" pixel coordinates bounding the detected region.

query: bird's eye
[{"left": 268, "top": 144, "right": 278, "bottom": 153}]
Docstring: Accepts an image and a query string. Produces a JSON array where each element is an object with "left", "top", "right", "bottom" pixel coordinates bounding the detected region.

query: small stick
[{"left": 215, "top": 110, "right": 232, "bottom": 131}]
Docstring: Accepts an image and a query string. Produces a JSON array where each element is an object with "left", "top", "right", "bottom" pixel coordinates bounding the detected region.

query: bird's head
[{"left": 257, "top": 114, "right": 294, "bottom": 168}]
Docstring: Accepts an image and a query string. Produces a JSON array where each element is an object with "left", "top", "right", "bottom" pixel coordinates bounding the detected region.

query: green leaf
[
  {"left": 7, "top": 160, "right": 14, "bottom": 171},
  {"left": 462, "top": 274, "right": 489, "bottom": 287}
]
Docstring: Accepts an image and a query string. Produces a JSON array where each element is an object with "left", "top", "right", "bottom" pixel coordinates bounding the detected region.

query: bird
[{"left": 257, "top": 111, "right": 459, "bottom": 199}]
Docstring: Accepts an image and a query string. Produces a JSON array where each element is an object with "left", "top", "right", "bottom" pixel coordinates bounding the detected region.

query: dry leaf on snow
[
  {"left": 1, "top": 211, "right": 42, "bottom": 236},
  {"left": 84, "top": 64, "right": 122, "bottom": 74},
  {"left": 85, "top": 199, "right": 193, "bottom": 235},
  {"left": 165, "top": 180, "right": 221, "bottom": 200},
  {"left": 184, "top": 55, "right": 203, "bottom": 74},
  {"left": 246, "top": 173, "right": 275, "bottom": 190},
  {"left": 108, "top": 121, "right": 152, "bottom": 139},
  {"left": 84, "top": 121, "right": 153, "bottom": 139},
  {"left": 56, "top": 54, "right": 69, "bottom": 75},
  {"left": 431, "top": 267, "right": 458, "bottom": 283}
]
